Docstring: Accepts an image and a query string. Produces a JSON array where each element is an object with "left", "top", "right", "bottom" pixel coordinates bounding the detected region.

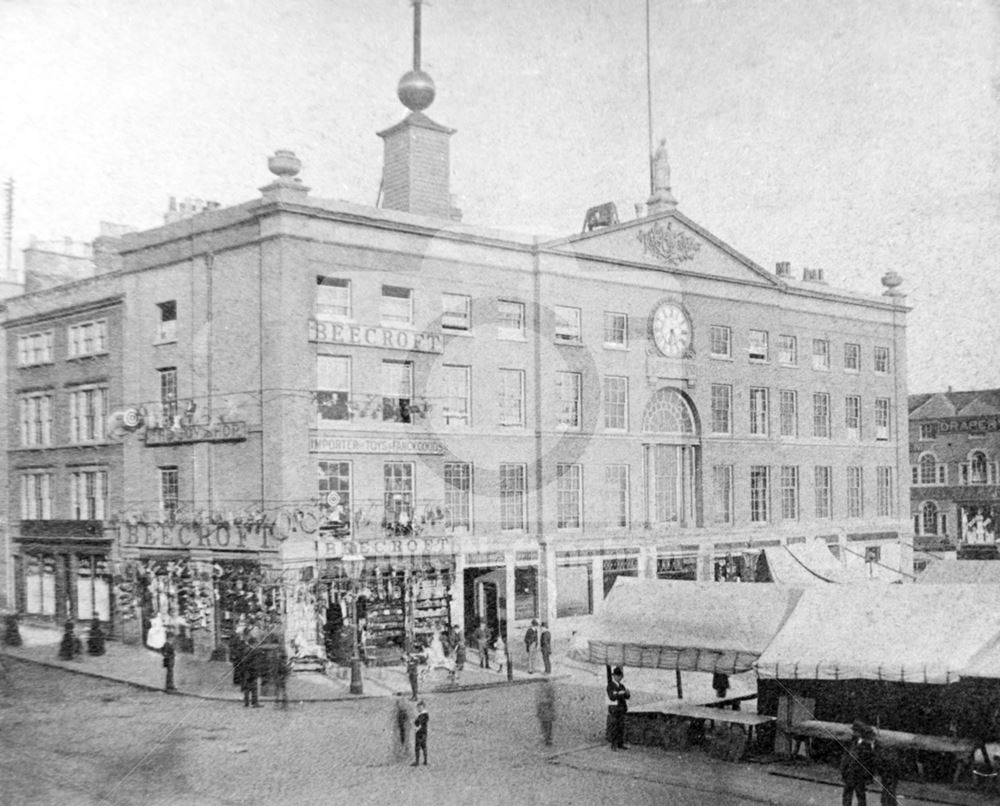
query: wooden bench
[{"left": 784, "top": 719, "right": 989, "bottom": 783}]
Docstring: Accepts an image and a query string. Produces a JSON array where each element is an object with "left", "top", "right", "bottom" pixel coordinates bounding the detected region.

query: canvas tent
[
  {"left": 756, "top": 584, "right": 1000, "bottom": 684},
  {"left": 568, "top": 578, "right": 802, "bottom": 674},
  {"left": 759, "top": 540, "right": 872, "bottom": 584},
  {"left": 915, "top": 559, "right": 1000, "bottom": 586}
]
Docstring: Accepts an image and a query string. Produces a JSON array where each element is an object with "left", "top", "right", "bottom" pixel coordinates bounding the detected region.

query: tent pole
[{"left": 675, "top": 668, "right": 683, "bottom": 699}]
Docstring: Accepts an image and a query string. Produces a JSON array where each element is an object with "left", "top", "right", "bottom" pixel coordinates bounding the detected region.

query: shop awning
[
  {"left": 915, "top": 559, "right": 1000, "bottom": 585},
  {"left": 568, "top": 578, "right": 803, "bottom": 674},
  {"left": 760, "top": 541, "right": 873, "bottom": 584},
  {"left": 755, "top": 584, "right": 1000, "bottom": 684}
]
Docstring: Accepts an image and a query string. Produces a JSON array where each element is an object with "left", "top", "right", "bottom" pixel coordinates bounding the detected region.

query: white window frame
[
  {"left": 68, "top": 385, "right": 108, "bottom": 444},
  {"left": 497, "top": 300, "right": 525, "bottom": 340},
  {"left": 844, "top": 342, "right": 861, "bottom": 372},
  {"left": 318, "top": 460, "right": 352, "bottom": 521},
  {"left": 604, "top": 464, "right": 630, "bottom": 528},
  {"left": 443, "top": 462, "right": 472, "bottom": 532},
  {"left": 749, "top": 387, "right": 769, "bottom": 436},
  {"left": 498, "top": 368, "right": 525, "bottom": 427},
  {"left": 710, "top": 384, "right": 732, "bottom": 435},
  {"left": 556, "top": 464, "right": 583, "bottom": 530},
  {"left": 556, "top": 371, "right": 582, "bottom": 430},
  {"left": 847, "top": 466, "right": 864, "bottom": 518},
  {"left": 918, "top": 422, "right": 935, "bottom": 441},
  {"left": 316, "top": 355, "right": 351, "bottom": 423},
  {"left": 812, "top": 338, "right": 830, "bottom": 370},
  {"left": 441, "top": 365, "right": 471, "bottom": 426},
  {"left": 19, "top": 393, "right": 53, "bottom": 447},
  {"left": 70, "top": 469, "right": 107, "bottom": 521},
  {"left": 381, "top": 360, "right": 414, "bottom": 424},
  {"left": 874, "top": 346, "right": 890, "bottom": 374},
  {"left": 814, "top": 465, "right": 833, "bottom": 519},
  {"left": 159, "top": 466, "right": 179, "bottom": 521},
  {"left": 21, "top": 472, "right": 52, "bottom": 520},
  {"left": 156, "top": 301, "right": 177, "bottom": 343},
  {"left": 777, "top": 334, "right": 797, "bottom": 366},
  {"left": 442, "top": 293, "right": 471, "bottom": 331},
  {"left": 748, "top": 329, "right": 768, "bottom": 362},
  {"left": 17, "top": 331, "right": 54, "bottom": 367},
  {"left": 603, "top": 376, "right": 628, "bottom": 431},
  {"left": 709, "top": 325, "right": 732, "bottom": 358},
  {"left": 499, "top": 463, "right": 527, "bottom": 531},
  {"left": 380, "top": 285, "right": 413, "bottom": 326},
  {"left": 779, "top": 465, "right": 799, "bottom": 521},
  {"left": 316, "top": 276, "right": 351, "bottom": 318},
  {"left": 712, "top": 465, "right": 734, "bottom": 525},
  {"left": 68, "top": 320, "right": 108, "bottom": 359},
  {"left": 875, "top": 398, "right": 890, "bottom": 441},
  {"left": 813, "top": 392, "right": 831, "bottom": 438},
  {"left": 554, "top": 305, "right": 582, "bottom": 343},
  {"left": 845, "top": 395, "right": 862, "bottom": 440},
  {"left": 603, "top": 312, "right": 628, "bottom": 349},
  {"left": 749, "top": 465, "right": 770, "bottom": 523},
  {"left": 779, "top": 389, "right": 798, "bottom": 437},
  {"left": 876, "top": 466, "right": 894, "bottom": 517}
]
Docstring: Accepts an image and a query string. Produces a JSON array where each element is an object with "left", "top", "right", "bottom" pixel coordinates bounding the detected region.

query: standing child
[
  {"left": 494, "top": 634, "right": 506, "bottom": 674},
  {"left": 412, "top": 701, "right": 429, "bottom": 766}
]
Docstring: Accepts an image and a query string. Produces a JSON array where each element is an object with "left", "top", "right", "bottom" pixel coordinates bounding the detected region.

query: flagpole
[{"left": 646, "top": 0, "right": 654, "bottom": 196}]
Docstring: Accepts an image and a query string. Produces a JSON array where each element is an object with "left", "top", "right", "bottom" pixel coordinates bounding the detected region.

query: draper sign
[{"left": 308, "top": 319, "right": 444, "bottom": 354}]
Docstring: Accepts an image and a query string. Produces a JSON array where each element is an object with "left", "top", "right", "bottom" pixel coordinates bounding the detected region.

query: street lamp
[{"left": 342, "top": 553, "right": 365, "bottom": 695}]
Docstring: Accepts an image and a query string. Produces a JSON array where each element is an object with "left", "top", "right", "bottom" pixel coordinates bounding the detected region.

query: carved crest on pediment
[{"left": 636, "top": 221, "right": 701, "bottom": 266}]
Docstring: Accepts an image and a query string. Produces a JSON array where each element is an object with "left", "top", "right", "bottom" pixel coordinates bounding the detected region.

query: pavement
[
  {"left": 4, "top": 625, "right": 997, "bottom": 805},
  {"left": 1, "top": 624, "right": 563, "bottom": 702}
]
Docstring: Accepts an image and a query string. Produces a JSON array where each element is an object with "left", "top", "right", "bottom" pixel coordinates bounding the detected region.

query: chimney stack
[
  {"left": 802, "top": 267, "right": 826, "bottom": 283},
  {"left": 775, "top": 261, "right": 791, "bottom": 278}
]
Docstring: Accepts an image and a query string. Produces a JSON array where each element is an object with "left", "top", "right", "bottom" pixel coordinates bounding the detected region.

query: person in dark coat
[
  {"left": 607, "top": 666, "right": 630, "bottom": 750},
  {"left": 405, "top": 649, "right": 421, "bottom": 701},
  {"left": 712, "top": 672, "right": 730, "bottom": 701},
  {"left": 539, "top": 622, "right": 552, "bottom": 674},
  {"left": 241, "top": 629, "right": 261, "bottom": 707},
  {"left": 876, "top": 743, "right": 901, "bottom": 806},
  {"left": 162, "top": 634, "right": 178, "bottom": 693},
  {"left": 525, "top": 620, "right": 539, "bottom": 673},
  {"left": 412, "top": 701, "right": 429, "bottom": 766},
  {"left": 841, "top": 721, "right": 877, "bottom": 806},
  {"left": 536, "top": 679, "right": 556, "bottom": 746},
  {"left": 271, "top": 646, "right": 290, "bottom": 709}
]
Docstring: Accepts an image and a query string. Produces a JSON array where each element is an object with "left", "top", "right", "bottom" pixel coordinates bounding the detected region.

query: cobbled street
[{"left": 0, "top": 658, "right": 851, "bottom": 806}]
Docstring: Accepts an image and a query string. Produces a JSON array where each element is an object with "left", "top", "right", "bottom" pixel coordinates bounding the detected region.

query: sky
[{"left": 1, "top": 0, "right": 998, "bottom": 394}]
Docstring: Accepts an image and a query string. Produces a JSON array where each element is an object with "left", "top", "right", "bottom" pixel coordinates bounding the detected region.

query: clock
[{"left": 650, "top": 302, "right": 692, "bottom": 357}]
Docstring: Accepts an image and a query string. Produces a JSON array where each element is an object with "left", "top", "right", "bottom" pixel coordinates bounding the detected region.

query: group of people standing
[{"left": 230, "top": 623, "right": 290, "bottom": 709}]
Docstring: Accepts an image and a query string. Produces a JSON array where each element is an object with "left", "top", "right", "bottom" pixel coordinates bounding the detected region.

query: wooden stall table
[
  {"left": 627, "top": 700, "right": 776, "bottom": 760},
  {"left": 785, "top": 719, "right": 988, "bottom": 783}
]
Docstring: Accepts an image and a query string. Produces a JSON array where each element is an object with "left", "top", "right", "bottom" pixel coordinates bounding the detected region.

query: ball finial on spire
[{"left": 398, "top": 70, "right": 436, "bottom": 111}]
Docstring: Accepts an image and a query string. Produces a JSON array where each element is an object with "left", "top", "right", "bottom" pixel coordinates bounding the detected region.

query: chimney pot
[{"left": 775, "top": 261, "right": 791, "bottom": 277}]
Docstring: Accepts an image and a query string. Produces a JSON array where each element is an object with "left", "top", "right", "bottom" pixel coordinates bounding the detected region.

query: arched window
[
  {"left": 970, "top": 451, "right": 988, "bottom": 484},
  {"left": 641, "top": 388, "right": 696, "bottom": 435},
  {"left": 921, "top": 501, "right": 939, "bottom": 535},
  {"left": 919, "top": 454, "right": 938, "bottom": 485}
]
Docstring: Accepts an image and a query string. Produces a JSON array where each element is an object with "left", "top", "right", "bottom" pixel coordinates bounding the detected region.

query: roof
[
  {"left": 915, "top": 560, "right": 1000, "bottom": 585},
  {"left": 761, "top": 541, "right": 873, "bottom": 584},
  {"left": 755, "top": 584, "right": 1000, "bottom": 684},
  {"left": 909, "top": 389, "right": 1000, "bottom": 418},
  {"left": 568, "top": 578, "right": 803, "bottom": 674}
]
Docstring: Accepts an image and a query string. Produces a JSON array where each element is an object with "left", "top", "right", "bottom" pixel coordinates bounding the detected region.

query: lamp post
[{"left": 342, "top": 553, "right": 365, "bottom": 695}]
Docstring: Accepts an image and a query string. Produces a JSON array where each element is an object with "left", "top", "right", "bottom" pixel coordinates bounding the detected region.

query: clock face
[{"left": 651, "top": 302, "right": 692, "bottom": 357}]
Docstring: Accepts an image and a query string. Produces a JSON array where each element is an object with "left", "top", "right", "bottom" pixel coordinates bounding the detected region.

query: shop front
[
  {"left": 320, "top": 536, "right": 456, "bottom": 664},
  {"left": 13, "top": 520, "right": 113, "bottom": 628}
]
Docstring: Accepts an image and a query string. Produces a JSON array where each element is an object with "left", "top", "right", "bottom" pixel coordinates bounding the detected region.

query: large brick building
[{"left": 0, "top": 13, "right": 913, "bottom": 660}]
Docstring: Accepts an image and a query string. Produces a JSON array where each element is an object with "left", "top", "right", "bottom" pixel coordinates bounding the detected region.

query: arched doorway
[{"left": 641, "top": 388, "right": 701, "bottom": 528}]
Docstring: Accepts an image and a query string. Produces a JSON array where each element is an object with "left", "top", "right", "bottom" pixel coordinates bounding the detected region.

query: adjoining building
[
  {"left": 0, "top": 7, "right": 912, "bottom": 660},
  {"left": 909, "top": 389, "right": 1000, "bottom": 565}
]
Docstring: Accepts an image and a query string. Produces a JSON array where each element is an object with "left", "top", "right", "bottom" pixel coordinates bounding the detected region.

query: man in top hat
[
  {"left": 841, "top": 720, "right": 876, "bottom": 805},
  {"left": 607, "top": 666, "right": 630, "bottom": 750}
]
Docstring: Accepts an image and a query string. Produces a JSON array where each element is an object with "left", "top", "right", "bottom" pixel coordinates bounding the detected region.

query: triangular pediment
[{"left": 542, "top": 210, "right": 780, "bottom": 286}]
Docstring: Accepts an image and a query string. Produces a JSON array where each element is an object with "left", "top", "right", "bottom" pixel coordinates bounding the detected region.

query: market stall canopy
[
  {"left": 760, "top": 541, "right": 873, "bottom": 584},
  {"left": 568, "top": 578, "right": 803, "bottom": 674},
  {"left": 962, "top": 634, "right": 1000, "bottom": 679},
  {"left": 915, "top": 559, "right": 1000, "bottom": 585},
  {"left": 756, "top": 584, "right": 1000, "bottom": 684}
]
